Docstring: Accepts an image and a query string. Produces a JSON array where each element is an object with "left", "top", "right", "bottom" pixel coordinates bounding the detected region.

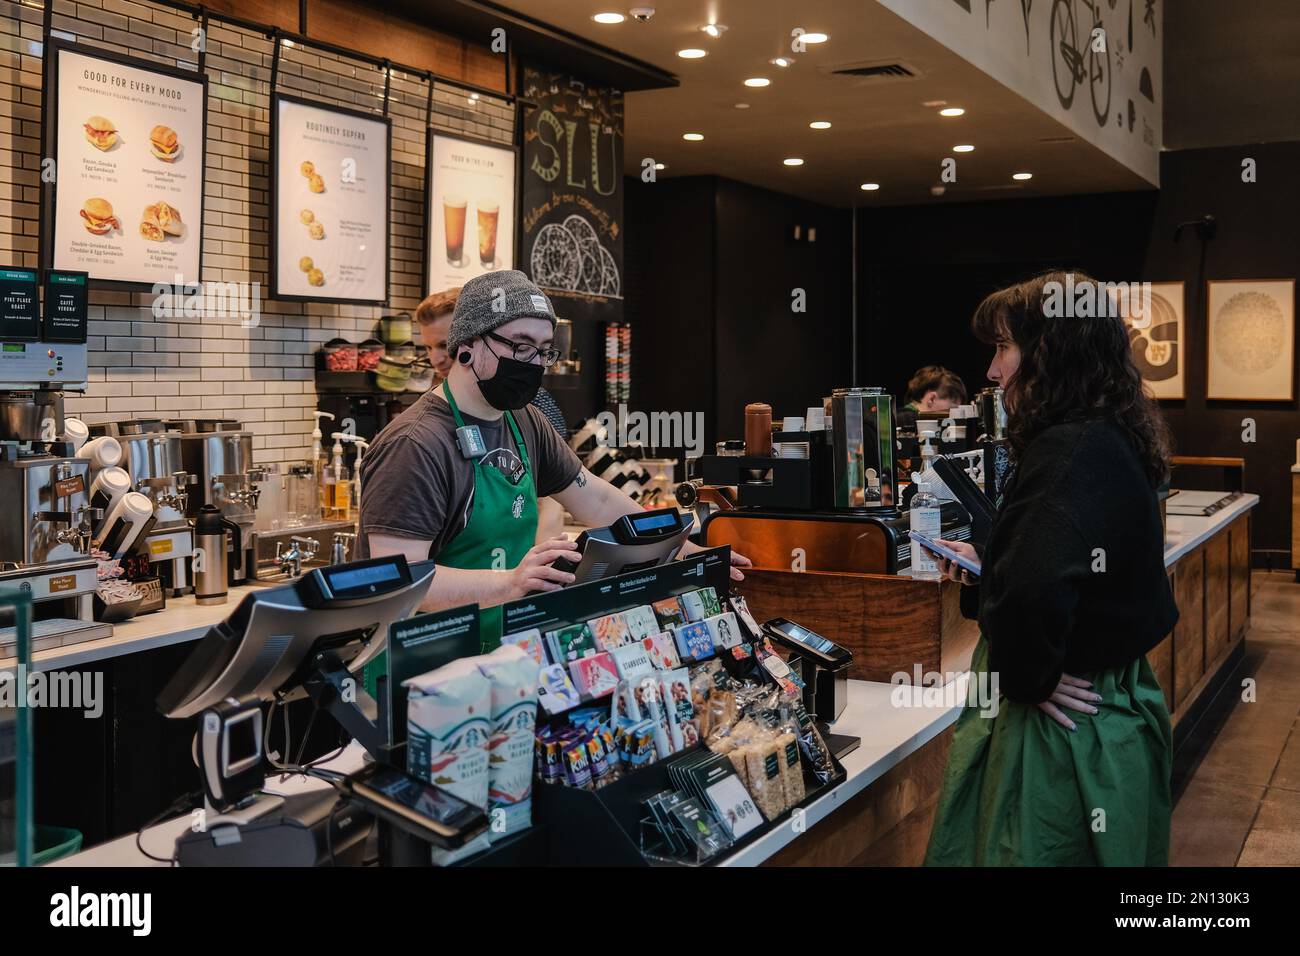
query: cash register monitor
[
  {"left": 556, "top": 507, "right": 693, "bottom": 585},
  {"left": 157, "top": 554, "right": 436, "bottom": 720}
]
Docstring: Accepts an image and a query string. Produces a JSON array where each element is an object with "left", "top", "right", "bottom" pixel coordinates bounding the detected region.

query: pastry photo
[
  {"left": 149, "top": 124, "right": 180, "bottom": 162},
  {"left": 79, "top": 197, "right": 119, "bottom": 235},
  {"left": 307, "top": 267, "right": 325, "bottom": 287},
  {"left": 308, "top": 221, "right": 325, "bottom": 240},
  {"left": 84, "top": 115, "right": 118, "bottom": 151},
  {"left": 299, "top": 256, "right": 314, "bottom": 272},
  {"left": 300, "top": 160, "right": 325, "bottom": 193},
  {"left": 140, "top": 201, "right": 184, "bottom": 241},
  {"left": 300, "top": 209, "right": 315, "bottom": 224}
]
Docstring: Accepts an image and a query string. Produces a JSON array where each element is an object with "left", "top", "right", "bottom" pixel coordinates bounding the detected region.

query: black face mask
[{"left": 474, "top": 350, "right": 543, "bottom": 410}]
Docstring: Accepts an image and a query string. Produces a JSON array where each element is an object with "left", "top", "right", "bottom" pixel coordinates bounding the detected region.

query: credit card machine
[
  {"left": 551, "top": 507, "right": 693, "bottom": 585},
  {"left": 762, "top": 617, "right": 853, "bottom": 725}
]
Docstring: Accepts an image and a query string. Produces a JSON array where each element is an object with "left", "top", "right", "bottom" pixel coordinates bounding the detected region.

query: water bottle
[{"left": 909, "top": 472, "right": 942, "bottom": 580}]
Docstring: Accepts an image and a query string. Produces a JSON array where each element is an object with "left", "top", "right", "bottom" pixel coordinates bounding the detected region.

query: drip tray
[{"left": 0, "top": 618, "right": 113, "bottom": 654}]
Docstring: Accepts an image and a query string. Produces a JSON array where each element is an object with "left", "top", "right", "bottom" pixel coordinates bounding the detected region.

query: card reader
[{"left": 551, "top": 507, "right": 693, "bottom": 585}]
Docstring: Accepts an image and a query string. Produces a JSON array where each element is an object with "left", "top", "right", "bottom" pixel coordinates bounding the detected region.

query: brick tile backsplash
[{"left": 0, "top": 0, "right": 514, "bottom": 467}]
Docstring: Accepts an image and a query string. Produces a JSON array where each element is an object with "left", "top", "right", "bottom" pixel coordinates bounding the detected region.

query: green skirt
[{"left": 924, "top": 636, "right": 1172, "bottom": 866}]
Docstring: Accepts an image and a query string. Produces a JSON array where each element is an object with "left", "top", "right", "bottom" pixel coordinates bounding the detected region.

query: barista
[
  {"left": 416, "top": 286, "right": 569, "bottom": 541},
  {"left": 364, "top": 271, "right": 750, "bottom": 645},
  {"left": 896, "top": 365, "right": 968, "bottom": 431}
]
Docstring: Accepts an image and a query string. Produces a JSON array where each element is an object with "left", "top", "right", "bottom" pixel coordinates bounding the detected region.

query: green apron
[
  {"left": 924, "top": 635, "right": 1172, "bottom": 866},
  {"left": 364, "top": 381, "right": 539, "bottom": 695},
  {"left": 436, "top": 380, "right": 539, "bottom": 650}
]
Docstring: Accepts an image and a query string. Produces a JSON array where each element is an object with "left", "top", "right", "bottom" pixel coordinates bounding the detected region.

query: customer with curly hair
[{"left": 923, "top": 271, "right": 1177, "bottom": 866}]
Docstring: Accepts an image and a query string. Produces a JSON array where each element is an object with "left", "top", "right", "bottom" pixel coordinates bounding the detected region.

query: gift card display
[{"left": 673, "top": 621, "right": 715, "bottom": 662}]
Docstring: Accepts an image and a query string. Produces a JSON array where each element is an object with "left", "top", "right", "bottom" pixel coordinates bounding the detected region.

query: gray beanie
[{"left": 447, "top": 269, "right": 557, "bottom": 353}]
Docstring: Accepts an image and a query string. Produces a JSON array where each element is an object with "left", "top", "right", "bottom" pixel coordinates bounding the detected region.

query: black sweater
[{"left": 960, "top": 418, "right": 1178, "bottom": 703}]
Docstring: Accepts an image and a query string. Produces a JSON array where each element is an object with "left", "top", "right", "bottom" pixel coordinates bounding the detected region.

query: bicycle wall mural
[{"left": 880, "top": 0, "right": 1161, "bottom": 184}]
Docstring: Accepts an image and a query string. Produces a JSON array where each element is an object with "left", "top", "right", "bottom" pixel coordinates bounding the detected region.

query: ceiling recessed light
[
  {"left": 592, "top": 12, "right": 624, "bottom": 24},
  {"left": 701, "top": 23, "right": 728, "bottom": 38},
  {"left": 655, "top": 163, "right": 666, "bottom": 170},
  {"left": 800, "top": 32, "right": 829, "bottom": 43},
  {"left": 282, "top": 39, "right": 295, "bottom": 48},
  {"left": 770, "top": 57, "right": 791, "bottom": 67},
  {"left": 734, "top": 103, "right": 750, "bottom": 109},
  {"left": 809, "top": 121, "right": 831, "bottom": 129},
  {"left": 860, "top": 182, "right": 880, "bottom": 191},
  {"left": 953, "top": 144, "right": 975, "bottom": 152},
  {"left": 783, "top": 158, "right": 804, "bottom": 166},
  {"left": 744, "top": 77, "right": 770, "bottom": 88},
  {"left": 1012, "top": 172, "right": 1033, "bottom": 180},
  {"left": 677, "top": 48, "right": 706, "bottom": 59},
  {"left": 683, "top": 132, "right": 704, "bottom": 141},
  {"left": 939, "top": 107, "right": 965, "bottom": 117}
]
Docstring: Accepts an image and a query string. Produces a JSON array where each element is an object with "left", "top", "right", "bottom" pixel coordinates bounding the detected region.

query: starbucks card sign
[
  {"left": 271, "top": 95, "right": 390, "bottom": 304},
  {"left": 44, "top": 40, "right": 207, "bottom": 287},
  {"left": 424, "top": 131, "right": 517, "bottom": 295}
]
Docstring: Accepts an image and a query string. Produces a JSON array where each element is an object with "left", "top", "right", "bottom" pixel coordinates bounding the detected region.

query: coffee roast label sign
[
  {"left": 0, "top": 268, "right": 40, "bottom": 339},
  {"left": 520, "top": 68, "right": 624, "bottom": 321},
  {"left": 44, "top": 270, "right": 88, "bottom": 342}
]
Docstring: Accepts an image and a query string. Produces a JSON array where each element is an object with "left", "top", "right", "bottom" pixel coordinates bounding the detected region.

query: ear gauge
[{"left": 458, "top": 351, "right": 472, "bottom": 364}]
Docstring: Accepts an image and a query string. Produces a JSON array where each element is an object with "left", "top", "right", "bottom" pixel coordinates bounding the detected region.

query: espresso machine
[
  {"left": 0, "top": 351, "right": 110, "bottom": 653},
  {"left": 90, "top": 419, "right": 196, "bottom": 596},
  {"left": 168, "top": 420, "right": 260, "bottom": 585}
]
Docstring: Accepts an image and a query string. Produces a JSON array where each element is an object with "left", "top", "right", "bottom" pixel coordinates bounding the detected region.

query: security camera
[
  {"left": 930, "top": 184, "right": 946, "bottom": 197},
  {"left": 629, "top": 7, "right": 655, "bottom": 22}
]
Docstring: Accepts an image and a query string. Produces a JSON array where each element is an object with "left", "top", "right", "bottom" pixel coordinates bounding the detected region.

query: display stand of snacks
[{"left": 505, "top": 547, "right": 846, "bottom": 867}]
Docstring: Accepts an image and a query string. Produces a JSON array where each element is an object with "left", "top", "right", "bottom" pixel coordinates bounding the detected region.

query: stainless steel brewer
[
  {"left": 171, "top": 423, "right": 259, "bottom": 584},
  {"left": 829, "top": 387, "right": 897, "bottom": 509},
  {"left": 0, "top": 448, "right": 97, "bottom": 566},
  {"left": 90, "top": 419, "right": 197, "bottom": 595}
]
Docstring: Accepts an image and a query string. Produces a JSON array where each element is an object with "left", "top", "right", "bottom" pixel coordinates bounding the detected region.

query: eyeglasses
[{"left": 483, "top": 330, "right": 561, "bottom": 367}]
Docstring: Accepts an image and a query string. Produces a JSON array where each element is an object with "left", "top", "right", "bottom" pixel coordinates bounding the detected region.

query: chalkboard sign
[{"left": 519, "top": 67, "right": 624, "bottom": 324}]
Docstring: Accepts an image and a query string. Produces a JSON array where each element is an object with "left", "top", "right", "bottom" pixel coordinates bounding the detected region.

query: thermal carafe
[{"left": 193, "top": 504, "right": 238, "bottom": 606}]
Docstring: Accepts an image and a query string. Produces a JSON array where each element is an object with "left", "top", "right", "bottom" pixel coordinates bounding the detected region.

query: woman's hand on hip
[{"left": 1037, "top": 673, "right": 1104, "bottom": 731}]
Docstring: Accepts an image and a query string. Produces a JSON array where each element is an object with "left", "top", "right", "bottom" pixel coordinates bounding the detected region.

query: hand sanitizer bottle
[{"left": 909, "top": 472, "right": 942, "bottom": 580}]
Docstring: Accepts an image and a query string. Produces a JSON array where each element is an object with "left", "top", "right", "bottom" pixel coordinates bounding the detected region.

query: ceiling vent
[{"left": 823, "top": 60, "right": 920, "bottom": 82}]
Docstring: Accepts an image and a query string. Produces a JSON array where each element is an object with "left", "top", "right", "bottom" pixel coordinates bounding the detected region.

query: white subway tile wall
[{"left": 0, "top": 0, "right": 513, "bottom": 465}]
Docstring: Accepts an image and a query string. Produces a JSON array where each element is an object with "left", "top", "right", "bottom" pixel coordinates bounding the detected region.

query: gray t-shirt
[{"left": 357, "top": 387, "right": 582, "bottom": 559}]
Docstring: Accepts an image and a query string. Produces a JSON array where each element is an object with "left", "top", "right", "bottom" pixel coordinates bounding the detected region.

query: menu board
[
  {"left": 0, "top": 268, "right": 40, "bottom": 340},
  {"left": 519, "top": 67, "right": 624, "bottom": 323},
  {"left": 45, "top": 40, "right": 207, "bottom": 287},
  {"left": 424, "top": 131, "right": 517, "bottom": 294},
  {"left": 271, "top": 95, "right": 391, "bottom": 304}
]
